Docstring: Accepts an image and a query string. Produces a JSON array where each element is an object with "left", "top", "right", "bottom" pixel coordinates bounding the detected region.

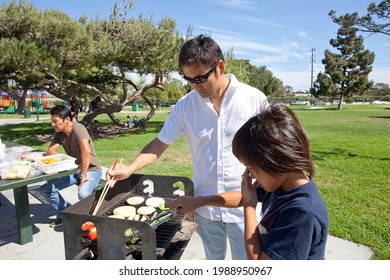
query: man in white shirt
[{"left": 108, "top": 34, "right": 268, "bottom": 259}]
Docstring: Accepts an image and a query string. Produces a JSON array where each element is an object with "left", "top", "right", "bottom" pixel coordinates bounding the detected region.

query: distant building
[{"left": 293, "top": 92, "right": 311, "bottom": 97}]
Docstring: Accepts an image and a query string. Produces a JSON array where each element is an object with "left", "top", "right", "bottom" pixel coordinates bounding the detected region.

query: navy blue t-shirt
[{"left": 256, "top": 181, "right": 328, "bottom": 260}]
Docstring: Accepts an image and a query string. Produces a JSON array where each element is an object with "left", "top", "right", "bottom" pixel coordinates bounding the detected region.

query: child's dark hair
[
  {"left": 50, "top": 105, "right": 72, "bottom": 121},
  {"left": 232, "top": 104, "right": 315, "bottom": 179}
]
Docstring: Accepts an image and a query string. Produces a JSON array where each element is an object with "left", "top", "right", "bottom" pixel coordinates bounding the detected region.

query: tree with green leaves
[
  {"left": 224, "top": 48, "right": 284, "bottom": 95},
  {"left": 329, "top": 0, "right": 390, "bottom": 37},
  {"left": 78, "top": 3, "right": 183, "bottom": 126},
  {"left": 313, "top": 72, "right": 338, "bottom": 99},
  {"left": 320, "top": 12, "right": 375, "bottom": 109},
  {"left": 248, "top": 64, "right": 284, "bottom": 95},
  {"left": 144, "top": 77, "right": 185, "bottom": 107},
  {"left": 0, "top": 0, "right": 184, "bottom": 127},
  {"left": 224, "top": 48, "right": 251, "bottom": 85},
  {"left": 0, "top": 0, "right": 47, "bottom": 114},
  {"left": 370, "top": 82, "right": 390, "bottom": 97}
]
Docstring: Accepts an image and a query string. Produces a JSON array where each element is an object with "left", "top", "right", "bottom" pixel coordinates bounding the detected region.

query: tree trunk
[
  {"left": 137, "top": 95, "right": 155, "bottom": 126},
  {"left": 80, "top": 103, "right": 123, "bottom": 126},
  {"left": 42, "top": 74, "right": 163, "bottom": 128},
  {"left": 107, "top": 112, "right": 127, "bottom": 127}
]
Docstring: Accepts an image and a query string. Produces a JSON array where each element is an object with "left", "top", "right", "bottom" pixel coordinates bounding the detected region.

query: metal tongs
[
  {"left": 124, "top": 207, "right": 182, "bottom": 246},
  {"left": 147, "top": 207, "right": 181, "bottom": 228}
]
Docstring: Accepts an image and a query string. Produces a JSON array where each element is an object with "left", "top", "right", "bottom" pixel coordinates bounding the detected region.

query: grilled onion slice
[
  {"left": 145, "top": 197, "right": 165, "bottom": 208},
  {"left": 112, "top": 206, "right": 136, "bottom": 218},
  {"left": 137, "top": 206, "right": 155, "bottom": 215},
  {"left": 126, "top": 196, "right": 145, "bottom": 206}
]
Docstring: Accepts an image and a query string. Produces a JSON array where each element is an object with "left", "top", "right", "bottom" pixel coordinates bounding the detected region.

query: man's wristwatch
[{"left": 79, "top": 174, "right": 86, "bottom": 180}]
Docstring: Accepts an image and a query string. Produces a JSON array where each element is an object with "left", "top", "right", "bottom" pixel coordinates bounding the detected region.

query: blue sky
[{"left": 10, "top": 0, "right": 390, "bottom": 91}]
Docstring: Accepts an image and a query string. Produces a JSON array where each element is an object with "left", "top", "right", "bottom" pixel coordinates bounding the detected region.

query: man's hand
[
  {"left": 77, "top": 176, "right": 92, "bottom": 189},
  {"left": 106, "top": 162, "right": 133, "bottom": 188}
]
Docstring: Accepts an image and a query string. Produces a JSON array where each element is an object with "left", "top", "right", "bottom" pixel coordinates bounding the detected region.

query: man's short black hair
[
  {"left": 178, "top": 34, "right": 224, "bottom": 68},
  {"left": 50, "top": 105, "right": 72, "bottom": 121}
]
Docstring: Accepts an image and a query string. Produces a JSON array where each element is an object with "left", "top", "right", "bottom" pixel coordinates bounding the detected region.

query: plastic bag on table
[
  {"left": 0, "top": 138, "right": 5, "bottom": 163},
  {"left": 1, "top": 161, "right": 33, "bottom": 179}
]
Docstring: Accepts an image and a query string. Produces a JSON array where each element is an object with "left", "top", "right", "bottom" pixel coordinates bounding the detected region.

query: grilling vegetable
[
  {"left": 145, "top": 197, "right": 165, "bottom": 208},
  {"left": 124, "top": 228, "right": 141, "bottom": 245},
  {"left": 158, "top": 202, "right": 169, "bottom": 211},
  {"left": 149, "top": 210, "right": 169, "bottom": 226},
  {"left": 127, "top": 211, "right": 137, "bottom": 220},
  {"left": 113, "top": 205, "right": 136, "bottom": 218},
  {"left": 88, "top": 226, "right": 97, "bottom": 241},
  {"left": 81, "top": 221, "right": 95, "bottom": 231},
  {"left": 126, "top": 237, "right": 140, "bottom": 245},
  {"left": 140, "top": 215, "right": 148, "bottom": 222},
  {"left": 126, "top": 196, "right": 145, "bottom": 206},
  {"left": 124, "top": 228, "right": 134, "bottom": 237},
  {"left": 137, "top": 206, "right": 155, "bottom": 216},
  {"left": 81, "top": 221, "right": 97, "bottom": 241}
]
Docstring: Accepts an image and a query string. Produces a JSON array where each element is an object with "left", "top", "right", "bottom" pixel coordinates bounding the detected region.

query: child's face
[{"left": 246, "top": 165, "right": 280, "bottom": 192}]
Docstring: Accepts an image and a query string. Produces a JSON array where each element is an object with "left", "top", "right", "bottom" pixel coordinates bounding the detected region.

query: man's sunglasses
[{"left": 183, "top": 62, "right": 219, "bottom": 84}]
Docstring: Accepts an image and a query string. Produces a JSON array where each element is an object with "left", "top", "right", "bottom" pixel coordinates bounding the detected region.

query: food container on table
[
  {"left": 34, "top": 154, "right": 78, "bottom": 174},
  {"left": 0, "top": 139, "right": 5, "bottom": 162},
  {"left": 4, "top": 146, "right": 33, "bottom": 162}
]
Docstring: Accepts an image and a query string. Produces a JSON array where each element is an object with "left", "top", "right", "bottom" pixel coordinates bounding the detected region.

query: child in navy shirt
[{"left": 172, "top": 104, "right": 328, "bottom": 259}]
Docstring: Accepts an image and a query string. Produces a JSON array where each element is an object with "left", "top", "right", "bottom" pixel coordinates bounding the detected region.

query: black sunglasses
[{"left": 183, "top": 62, "right": 219, "bottom": 84}]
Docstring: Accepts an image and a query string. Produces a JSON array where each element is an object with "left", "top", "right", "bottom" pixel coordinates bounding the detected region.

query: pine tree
[
  {"left": 330, "top": 0, "right": 390, "bottom": 37},
  {"left": 321, "top": 14, "right": 375, "bottom": 109}
]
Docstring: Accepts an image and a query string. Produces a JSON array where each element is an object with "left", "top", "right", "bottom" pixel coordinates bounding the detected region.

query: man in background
[{"left": 39, "top": 105, "right": 102, "bottom": 228}]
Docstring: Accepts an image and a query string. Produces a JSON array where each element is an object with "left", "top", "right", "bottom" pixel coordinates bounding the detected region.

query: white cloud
[
  {"left": 254, "top": 55, "right": 288, "bottom": 64},
  {"left": 298, "top": 30, "right": 315, "bottom": 41},
  {"left": 369, "top": 67, "right": 390, "bottom": 85},
  {"left": 269, "top": 67, "right": 312, "bottom": 92},
  {"left": 193, "top": 26, "right": 390, "bottom": 91},
  {"left": 223, "top": 14, "right": 283, "bottom": 28},
  {"left": 197, "top": 26, "right": 305, "bottom": 58},
  {"left": 205, "top": 0, "right": 257, "bottom": 10},
  {"left": 282, "top": 40, "right": 300, "bottom": 50},
  {"left": 269, "top": 65, "right": 390, "bottom": 92}
]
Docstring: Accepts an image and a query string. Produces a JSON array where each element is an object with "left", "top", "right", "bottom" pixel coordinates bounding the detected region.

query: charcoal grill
[{"left": 62, "top": 174, "right": 197, "bottom": 260}]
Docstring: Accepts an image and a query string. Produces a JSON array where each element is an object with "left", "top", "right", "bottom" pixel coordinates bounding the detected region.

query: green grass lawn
[
  {"left": 1, "top": 105, "right": 389, "bottom": 259},
  {"left": 292, "top": 106, "right": 390, "bottom": 260}
]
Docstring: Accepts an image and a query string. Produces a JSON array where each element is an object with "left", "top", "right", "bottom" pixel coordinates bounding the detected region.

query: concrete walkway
[{"left": 0, "top": 115, "right": 50, "bottom": 127}]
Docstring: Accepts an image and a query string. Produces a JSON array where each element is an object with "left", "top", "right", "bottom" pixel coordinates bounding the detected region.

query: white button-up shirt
[{"left": 158, "top": 74, "right": 268, "bottom": 222}]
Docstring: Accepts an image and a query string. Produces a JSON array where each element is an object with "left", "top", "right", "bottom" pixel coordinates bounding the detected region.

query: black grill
[{"left": 62, "top": 174, "right": 196, "bottom": 260}]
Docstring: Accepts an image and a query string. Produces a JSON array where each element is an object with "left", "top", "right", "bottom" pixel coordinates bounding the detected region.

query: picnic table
[{"left": 0, "top": 143, "right": 77, "bottom": 245}]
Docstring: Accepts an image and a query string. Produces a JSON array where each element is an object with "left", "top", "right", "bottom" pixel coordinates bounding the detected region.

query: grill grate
[{"left": 63, "top": 174, "right": 196, "bottom": 260}]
